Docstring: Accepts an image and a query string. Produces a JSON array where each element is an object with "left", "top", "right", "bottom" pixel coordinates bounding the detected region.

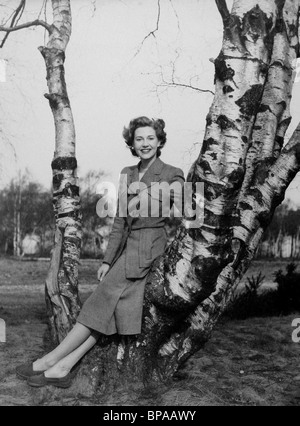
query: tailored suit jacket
[{"left": 102, "top": 157, "right": 185, "bottom": 279}]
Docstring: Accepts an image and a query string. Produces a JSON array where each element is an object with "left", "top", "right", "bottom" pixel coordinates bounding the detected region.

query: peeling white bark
[
  {"left": 141, "top": 0, "right": 300, "bottom": 381},
  {"left": 41, "top": 0, "right": 82, "bottom": 341}
]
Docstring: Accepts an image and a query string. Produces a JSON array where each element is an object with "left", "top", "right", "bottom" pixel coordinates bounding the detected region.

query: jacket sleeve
[{"left": 102, "top": 169, "right": 127, "bottom": 266}]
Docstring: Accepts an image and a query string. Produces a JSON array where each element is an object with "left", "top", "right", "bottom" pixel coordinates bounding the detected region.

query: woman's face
[{"left": 133, "top": 126, "right": 161, "bottom": 160}]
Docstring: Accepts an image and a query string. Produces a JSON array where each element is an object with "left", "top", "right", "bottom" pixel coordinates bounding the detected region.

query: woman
[{"left": 16, "top": 116, "right": 185, "bottom": 388}]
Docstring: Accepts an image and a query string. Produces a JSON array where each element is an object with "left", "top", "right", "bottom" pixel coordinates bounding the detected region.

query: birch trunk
[
  {"left": 76, "top": 0, "right": 300, "bottom": 396},
  {"left": 41, "top": 0, "right": 82, "bottom": 343}
]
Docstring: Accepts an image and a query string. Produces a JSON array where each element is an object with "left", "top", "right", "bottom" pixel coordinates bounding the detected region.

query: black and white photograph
[{"left": 0, "top": 0, "right": 300, "bottom": 408}]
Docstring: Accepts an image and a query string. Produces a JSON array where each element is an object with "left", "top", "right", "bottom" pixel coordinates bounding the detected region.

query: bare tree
[
  {"left": 78, "top": 0, "right": 300, "bottom": 395},
  {"left": 1, "top": 0, "right": 300, "bottom": 397},
  {"left": 0, "top": 0, "right": 82, "bottom": 342}
]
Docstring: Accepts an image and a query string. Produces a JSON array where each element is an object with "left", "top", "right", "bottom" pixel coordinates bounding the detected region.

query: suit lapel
[
  {"left": 127, "top": 157, "right": 164, "bottom": 189},
  {"left": 139, "top": 157, "right": 164, "bottom": 188}
]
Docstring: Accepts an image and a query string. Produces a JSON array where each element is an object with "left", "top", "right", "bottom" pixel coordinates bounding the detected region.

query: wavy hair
[{"left": 122, "top": 116, "right": 167, "bottom": 157}]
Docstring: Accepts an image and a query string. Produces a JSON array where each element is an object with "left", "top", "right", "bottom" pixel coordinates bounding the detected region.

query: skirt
[{"left": 77, "top": 246, "right": 148, "bottom": 335}]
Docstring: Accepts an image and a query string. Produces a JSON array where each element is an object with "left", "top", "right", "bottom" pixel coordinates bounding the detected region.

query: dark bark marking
[
  {"left": 227, "top": 167, "right": 245, "bottom": 189},
  {"left": 257, "top": 209, "right": 275, "bottom": 229},
  {"left": 239, "top": 201, "right": 253, "bottom": 211},
  {"left": 58, "top": 211, "right": 81, "bottom": 220},
  {"left": 206, "top": 115, "right": 213, "bottom": 126},
  {"left": 235, "top": 84, "right": 264, "bottom": 118},
  {"left": 296, "top": 145, "right": 300, "bottom": 164},
  {"left": 191, "top": 256, "right": 223, "bottom": 289},
  {"left": 214, "top": 52, "right": 235, "bottom": 84},
  {"left": 242, "top": 5, "right": 274, "bottom": 44},
  {"left": 52, "top": 157, "right": 77, "bottom": 171},
  {"left": 39, "top": 46, "right": 66, "bottom": 63},
  {"left": 247, "top": 188, "right": 264, "bottom": 206},
  {"left": 208, "top": 152, "right": 218, "bottom": 161},
  {"left": 54, "top": 183, "right": 80, "bottom": 198},
  {"left": 192, "top": 246, "right": 234, "bottom": 292},
  {"left": 203, "top": 182, "right": 225, "bottom": 201},
  {"left": 217, "top": 115, "right": 237, "bottom": 131},
  {"left": 253, "top": 157, "right": 277, "bottom": 186},
  {"left": 279, "top": 117, "right": 292, "bottom": 131},
  {"left": 223, "top": 85, "right": 234, "bottom": 94},
  {"left": 275, "top": 136, "right": 284, "bottom": 149},
  {"left": 44, "top": 93, "right": 69, "bottom": 109},
  {"left": 53, "top": 173, "right": 65, "bottom": 189},
  {"left": 242, "top": 136, "right": 248, "bottom": 144},
  {"left": 64, "top": 236, "right": 81, "bottom": 249},
  {"left": 199, "top": 160, "right": 213, "bottom": 174},
  {"left": 258, "top": 104, "right": 272, "bottom": 114}
]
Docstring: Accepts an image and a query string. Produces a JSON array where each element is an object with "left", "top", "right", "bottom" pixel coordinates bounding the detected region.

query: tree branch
[
  {"left": 133, "top": 0, "right": 161, "bottom": 58},
  {"left": 159, "top": 81, "right": 215, "bottom": 95},
  {"left": 215, "top": 0, "right": 231, "bottom": 25},
  {"left": 157, "top": 57, "right": 215, "bottom": 96},
  {"left": 0, "top": 19, "right": 52, "bottom": 36},
  {"left": 0, "top": 0, "right": 26, "bottom": 48}
]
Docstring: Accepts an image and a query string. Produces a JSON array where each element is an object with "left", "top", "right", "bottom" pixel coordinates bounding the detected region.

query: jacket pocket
[
  {"left": 139, "top": 229, "right": 153, "bottom": 267},
  {"left": 139, "top": 228, "right": 167, "bottom": 267}
]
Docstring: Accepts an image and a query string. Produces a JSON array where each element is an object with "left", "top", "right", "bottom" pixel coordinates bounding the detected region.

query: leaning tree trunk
[
  {"left": 42, "top": 0, "right": 82, "bottom": 343},
  {"left": 75, "top": 0, "right": 300, "bottom": 396}
]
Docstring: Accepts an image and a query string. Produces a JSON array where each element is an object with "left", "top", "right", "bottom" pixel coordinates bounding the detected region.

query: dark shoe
[
  {"left": 16, "top": 362, "right": 45, "bottom": 380},
  {"left": 27, "top": 373, "right": 73, "bottom": 389}
]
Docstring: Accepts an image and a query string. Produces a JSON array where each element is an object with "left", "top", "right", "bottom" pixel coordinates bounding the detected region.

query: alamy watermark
[
  {"left": 0, "top": 318, "right": 6, "bottom": 343},
  {"left": 292, "top": 318, "right": 300, "bottom": 343},
  {"left": 95, "top": 175, "right": 205, "bottom": 229}
]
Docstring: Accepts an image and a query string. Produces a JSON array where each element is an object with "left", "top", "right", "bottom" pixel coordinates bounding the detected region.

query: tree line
[
  {"left": 0, "top": 170, "right": 107, "bottom": 258},
  {"left": 1, "top": 171, "right": 299, "bottom": 259}
]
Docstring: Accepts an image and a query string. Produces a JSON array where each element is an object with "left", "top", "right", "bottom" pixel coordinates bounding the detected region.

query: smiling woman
[
  {"left": 123, "top": 117, "right": 167, "bottom": 178},
  {"left": 16, "top": 116, "right": 185, "bottom": 388}
]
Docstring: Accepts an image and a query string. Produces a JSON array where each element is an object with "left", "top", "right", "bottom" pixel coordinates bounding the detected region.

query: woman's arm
[{"left": 101, "top": 168, "right": 127, "bottom": 266}]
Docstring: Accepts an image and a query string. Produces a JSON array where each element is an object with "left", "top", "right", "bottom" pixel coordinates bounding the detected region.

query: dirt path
[{"left": 1, "top": 258, "right": 300, "bottom": 406}]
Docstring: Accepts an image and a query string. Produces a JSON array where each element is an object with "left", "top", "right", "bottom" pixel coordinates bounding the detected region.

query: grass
[{"left": 0, "top": 257, "right": 300, "bottom": 406}]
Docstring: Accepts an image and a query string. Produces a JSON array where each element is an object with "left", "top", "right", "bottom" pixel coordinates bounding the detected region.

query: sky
[{"left": 0, "top": 0, "right": 300, "bottom": 207}]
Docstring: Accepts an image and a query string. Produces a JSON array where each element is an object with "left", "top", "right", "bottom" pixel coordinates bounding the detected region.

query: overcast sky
[{"left": 0, "top": 0, "right": 300, "bottom": 207}]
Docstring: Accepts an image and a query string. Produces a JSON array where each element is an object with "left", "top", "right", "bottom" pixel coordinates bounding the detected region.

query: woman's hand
[{"left": 97, "top": 263, "right": 110, "bottom": 282}]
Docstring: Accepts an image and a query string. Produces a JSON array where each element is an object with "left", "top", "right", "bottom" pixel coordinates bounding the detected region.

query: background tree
[
  {"left": 0, "top": 173, "right": 54, "bottom": 256},
  {"left": 79, "top": 170, "right": 108, "bottom": 259},
  {"left": 1, "top": 0, "right": 300, "bottom": 397}
]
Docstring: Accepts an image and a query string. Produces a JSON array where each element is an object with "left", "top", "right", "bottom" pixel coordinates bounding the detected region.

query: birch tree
[
  {"left": 1, "top": 0, "right": 300, "bottom": 397},
  {"left": 77, "top": 0, "right": 300, "bottom": 395},
  {"left": 0, "top": 0, "right": 82, "bottom": 341}
]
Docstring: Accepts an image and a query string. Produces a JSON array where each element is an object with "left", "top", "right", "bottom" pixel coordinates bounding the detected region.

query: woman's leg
[
  {"left": 33, "top": 323, "right": 93, "bottom": 371},
  {"left": 44, "top": 333, "right": 99, "bottom": 378}
]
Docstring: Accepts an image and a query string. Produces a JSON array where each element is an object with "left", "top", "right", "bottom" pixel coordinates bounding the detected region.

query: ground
[{"left": 0, "top": 258, "right": 300, "bottom": 406}]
